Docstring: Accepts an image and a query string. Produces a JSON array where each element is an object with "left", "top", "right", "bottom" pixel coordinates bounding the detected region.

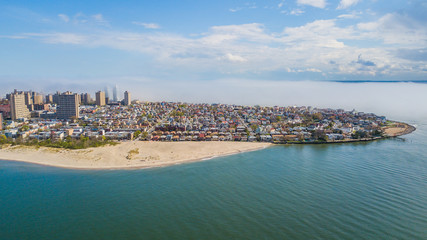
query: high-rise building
[
  {"left": 24, "top": 92, "right": 33, "bottom": 105},
  {"left": 27, "top": 104, "right": 34, "bottom": 112},
  {"left": 124, "top": 91, "right": 131, "bottom": 106},
  {"left": 33, "top": 104, "right": 49, "bottom": 111},
  {"left": 45, "top": 94, "right": 53, "bottom": 104},
  {"left": 0, "top": 104, "right": 11, "bottom": 119},
  {"left": 53, "top": 91, "right": 61, "bottom": 104},
  {"left": 81, "top": 93, "right": 91, "bottom": 105},
  {"left": 104, "top": 86, "right": 109, "bottom": 98},
  {"left": 96, "top": 91, "right": 106, "bottom": 106},
  {"left": 10, "top": 92, "right": 31, "bottom": 120},
  {"left": 76, "top": 94, "right": 81, "bottom": 105},
  {"left": 56, "top": 92, "right": 79, "bottom": 120},
  {"left": 113, "top": 85, "right": 118, "bottom": 102},
  {"left": 33, "top": 94, "right": 43, "bottom": 105}
]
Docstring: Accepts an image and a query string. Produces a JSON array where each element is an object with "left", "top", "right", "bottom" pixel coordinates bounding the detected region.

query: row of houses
[{"left": 1, "top": 100, "right": 387, "bottom": 143}]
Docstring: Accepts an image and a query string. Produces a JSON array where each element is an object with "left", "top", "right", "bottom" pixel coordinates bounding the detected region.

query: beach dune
[{"left": 0, "top": 141, "right": 271, "bottom": 169}]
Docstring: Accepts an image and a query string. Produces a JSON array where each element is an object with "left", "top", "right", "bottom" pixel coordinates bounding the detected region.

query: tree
[
  {"left": 134, "top": 130, "right": 141, "bottom": 138},
  {"left": 19, "top": 125, "right": 30, "bottom": 132},
  {"left": 373, "top": 129, "right": 382, "bottom": 137},
  {"left": 312, "top": 130, "right": 327, "bottom": 141},
  {"left": 352, "top": 130, "right": 368, "bottom": 139},
  {"left": 141, "top": 131, "right": 149, "bottom": 140},
  {"left": 0, "top": 135, "right": 7, "bottom": 144},
  {"left": 312, "top": 112, "right": 323, "bottom": 121}
]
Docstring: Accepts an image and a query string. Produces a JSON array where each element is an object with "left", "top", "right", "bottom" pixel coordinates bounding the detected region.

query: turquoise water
[{"left": 1, "top": 122, "right": 426, "bottom": 239}]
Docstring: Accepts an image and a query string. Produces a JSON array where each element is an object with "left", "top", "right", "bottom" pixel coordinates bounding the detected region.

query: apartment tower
[
  {"left": 96, "top": 91, "right": 106, "bottom": 106},
  {"left": 113, "top": 85, "right": 118, "bottom": 102},
  {"left": 33, "top": 94, "right": 44, "bottom": 105},
  {"left": 81, "top": 93, "right": 91, "bottom": 105},
  {"left": 24, "top": 92, "right": 33, "bottom": 105},
  {"left": 124, "top": 91, "right": 131, "bottom": 106},
  {"left": 56, "top": 92, "right": 79, "bottom": 120},
  {"left": 45, "top": 94, "right": 53, "bottom": 104},
  {"left": 10, "top": 92, "right": 31, "bottom": 120}
]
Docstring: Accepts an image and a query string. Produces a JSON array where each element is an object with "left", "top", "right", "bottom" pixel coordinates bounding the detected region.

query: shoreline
[
  {"left": 0, "top": 122, "right": 415, "bottom": 170},
  {"left": 0, "top": 141, "right": 271, "bottom": 170},
  {"left": 382, "top": 122, "right": 416, "bottom": 137},
  {"left": 272, "top": 121, "right": 416, "bottom": 145}
]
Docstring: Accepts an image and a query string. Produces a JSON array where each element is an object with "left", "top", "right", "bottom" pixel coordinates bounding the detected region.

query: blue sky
[{"left": 0, "top": 0, "right": 426, "bottom": 99}]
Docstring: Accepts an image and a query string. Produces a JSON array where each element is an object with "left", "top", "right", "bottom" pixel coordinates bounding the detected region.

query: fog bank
[{"left": 2, "top": 79, "right": 426, "bottom": 122}]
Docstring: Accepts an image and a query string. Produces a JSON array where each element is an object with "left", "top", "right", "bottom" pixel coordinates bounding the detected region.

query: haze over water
[{"left": 1, "top": 82, "right": 427, "bottom": 239}]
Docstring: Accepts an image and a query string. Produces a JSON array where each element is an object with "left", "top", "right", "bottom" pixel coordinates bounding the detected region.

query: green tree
[
  {"left": 134, "top": 130, "right": 141, "bottom": 138},
  {"left": 141, "top": 131, "right": 149, "bottom": 140},
  {"left": 352, "top": 130, "right": 368, "bottom": 139},
  {"left": 19, "top": 125, "right": 30, "bottom": 132},
  {"left": 0, "top": 135, "right": 7, "bottom": 144},
  {"left": 373, "top": 129, "right": 382, "bottom": 137}
]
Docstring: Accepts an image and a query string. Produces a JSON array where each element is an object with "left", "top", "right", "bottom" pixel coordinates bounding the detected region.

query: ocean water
[{"left": 1, "top": 121, "right": 427, "bottom": 239}]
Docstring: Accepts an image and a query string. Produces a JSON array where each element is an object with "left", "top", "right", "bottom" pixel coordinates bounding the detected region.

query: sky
[{"left": 0, "top": 0, "right": 426, "bottom": 109}]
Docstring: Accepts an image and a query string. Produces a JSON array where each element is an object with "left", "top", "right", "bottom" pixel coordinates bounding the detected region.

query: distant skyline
[{"left": 0, "top": 0, "right": 426, "bottom": 102}]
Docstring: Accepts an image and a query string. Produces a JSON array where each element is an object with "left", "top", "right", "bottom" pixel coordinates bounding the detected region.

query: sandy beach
[
  {"left": 382, "top": 122, "right": 416, "bottom": 137},
  {"left": 0, "top": 121, "right": 415, "bottom": 170},
  {"left": 0, "top": 141, "right": 271, "bottom": 169}
]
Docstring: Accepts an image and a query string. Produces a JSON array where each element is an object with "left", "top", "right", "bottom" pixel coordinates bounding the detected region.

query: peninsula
[{"left": 0, "top": 89, "right": 415, "bottom": 169}]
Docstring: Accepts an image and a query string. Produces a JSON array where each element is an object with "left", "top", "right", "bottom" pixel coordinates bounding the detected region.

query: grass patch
[
  {"left": 1, "top": 136, "right": 119, "bottom": 150},
  {"left": 127, "top": 148, "right": 140, "bottom": 160}
]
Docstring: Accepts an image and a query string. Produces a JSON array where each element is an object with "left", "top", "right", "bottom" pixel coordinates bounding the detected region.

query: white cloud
[
  {"left": 229, "top": 8, "right": 242, "bottom": 12},
  {"left": 16, "top": 12, "right": 427, "bottom": 79},
  {"left": 297, "top": 0, "right": 327, "bottom": 9},
  {"left": 221, "top": 53, "right": 248, "bottom": 62},
  {"left": 66, "top": 12, "right": 108, "bottom": 26},
  {"left": 207, "top": 23, "right": 271, "bottom": 43},
  {"left": 92, "top": 14, "right": 108, "bottom": 25},
  {"left": 357, "top": 13, "right": 427, "bottom": 46},
  {"left": 282, "top": 19, "right": 355, "bottom": 47},
  {"left": 306, "top": 68, "right": 322, "bottom": 72},
  {"left": 132, "top": 22, "right": 161, "bottom": 29},
  {"left": 337, "top": 13, "right": 359, "bottom": 19},
  {"left": 58, "top": 14, "right": 69, "bottom": 23},
  {"left": 290, "top": 9, "right": 305, "bottom": 15},
  {"left": 73, "top": 12, "right": 88, "bottom": 24},
  {"left": 337, "top": 0, "right": 360, "bottom": 9}
]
